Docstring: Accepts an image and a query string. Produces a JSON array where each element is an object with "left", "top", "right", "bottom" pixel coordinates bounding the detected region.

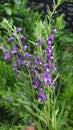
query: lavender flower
[
  {"left": 38, "top": 92, "right": 46, "bottom": 102},
  {"left": 24, "top": 52, "right": 32, "bottom": 58},
  {"left": 44, "top": 62, "right": 50, "bottom": 72},
  {"left": 50, "top": 63, "right": 56, "bottom": 71},
  {"left": 8, "top": 37, "right": 14, "bottom": 43},
  {"left": 4, "top": 53, "right": 11, "bottom": 61},
  {"left": 16, "top": 27, "right": 22, "bottom": 32},
  {"left": 24, "top": 60, "right": 30, "bottom": 66},
  {"left": 52, "top": 29, "right": 57, "bottom": 34},
  {"left": 46, "top": 48, "right": 52, "bottom": 58},
  {"left": 37, "top": 38, "right": 42, "bottom": 46},
  {"left": 46, "top": 35, "right": 54, "bottom": 46},
  {"left": 34, "top": 56, "right": 42, "bottom": 66},
  {"left": 6, "top": 97, "right": 12, "bottom": 102},
  {"left": 33, "top": 76, "right": 39, "bottom": 89},
  {"left": 30, "top": 68, "right": 35, "bottom": 75},
  {"left": 11, "top": 46, "right": 18, "bottom": 55},
  {"left": 39, "top": 85, "right": 44, "bottom": 91},
  {"left": 23, "top": 45, "right": 28, "bottom": 50},
  {"left": 35, "top": 66, "right": 42, "bottom": 74},
  {"left": 41, "top": 72, "right": 52, "bottom": 86},
  {"left": 16, "top": 56, "right": 24, "bottom": 66},
  {"left": 21, "top": 35, "right": 25, "bottom": 43}
]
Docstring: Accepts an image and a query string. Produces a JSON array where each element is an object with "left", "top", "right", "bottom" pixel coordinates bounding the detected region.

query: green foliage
[
  {"left": 0, "top": 0, "right": 41, "bottom": 41},
  {"left": 0, "top": 61, "right": 34, "bottom": 128},
  {"left": 0, "top": 61, "right": 16, "bottom": 90}
]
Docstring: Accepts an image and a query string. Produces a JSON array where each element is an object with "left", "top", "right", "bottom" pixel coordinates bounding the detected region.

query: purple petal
[
  {"left": 21, "top": 35, "right": 25, "bottom": 43},
  {"left": 16, "top": 27, "right": 22, "bottom": 32},
  {"left": 4, "top": 53, "right": 11, "bottom": 61},
  {"left": 38, "top": 92, "right": 46, "bottom": 102},
  {"left": 52, "top": 29, "right": 57, "bottom": 34},
  {"left": 41, "top": 72, "right": 52, "bottom": 86},
  {"left": 23, "top": 45, "right": 28, "bottom": 50},
  {"left": 8, "top": 37, "right": 14, "bottom": 43},
  {"left": 37, "top": 38, "right": 42, "bottom": 46}
]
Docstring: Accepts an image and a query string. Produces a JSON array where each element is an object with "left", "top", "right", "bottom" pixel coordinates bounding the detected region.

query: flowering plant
[{"left": 0, "top": 19, "right": 66, "bottom": 130}]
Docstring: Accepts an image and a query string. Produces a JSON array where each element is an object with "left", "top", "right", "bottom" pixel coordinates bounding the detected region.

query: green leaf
[
  {"left": 55, "top": 14, "right": 66, "bottom": 30},
  {"left": 59, "top": 33, "right": 73, "bottom": 43},
  {"left": 5, "top": 7, "right": 12, "bottom": 16}
]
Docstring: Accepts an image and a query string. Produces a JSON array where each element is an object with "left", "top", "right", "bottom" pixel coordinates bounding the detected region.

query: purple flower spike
[
  {"left": 21, "top": 35, "right": 25, "bottom": 43},
  {"left": 38, "top": 92, "right": 46, "bottom": 102},
  {"left": 4, "top": 53, "right": 11, "bottom": 61},
  {"left": 52, "top": 29, "right": 57, "bottom": 34},
  {"left": 16, "top": 27, "right": 22, "bottom": 32},
  {"left": 41, "top": 72, "right": 52, "bottom": 86},
  {"left": 37, "top": 38, "right": 42, "bottom": 46},
  {"left": 8, "top": 37, "right": 14, "bottom": 43}
]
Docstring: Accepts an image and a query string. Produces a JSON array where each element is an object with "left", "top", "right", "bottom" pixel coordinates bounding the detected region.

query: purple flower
[
  {"left": 4, "top": 53, "right": 11, "bottom": 61},
  {"left": 52, "top": 29, "right": 57, "bottom": 34},
  {"left": 6, "top": 97, "right": 12, "bottom": 102},
  {"left": 21, "top": 35, "right": 25, "bottom": 43},
  {"left": 33, "top": 76, "right": 39, "bottom": 89},
  {"left": 35, "top": 67, "right": 42, "bottom": 74},
  {"left": 11, "top": 46, "right": 18, "bottom": 55},
  {"left": 46, "top": 35, "right": 54, "bottom": 46},
  {"left": 41, "top": 72, "right": 52, "bottom": 86},
  {"left": 44, "top": 62, "right": 50, "bottom": 72},
  {"left": 34, "top": 56, "right": 42, "bottom": 66},
  {"left": 38, "top": 92, "right": 46, "bottom": 102},
  {"left": 30, "top": 68, "right": 35, "bottom": 75},
  {"left": 50, "top": 63, "right": 56, "bottom": 71},
  {"left": 37, "top": 38, "right": 42, "bottom": 46},
  {"left": 8, "top": 37, "right": 14, "bottom": 43},
  {"left": 16, "top": 27, "right": 22, "bottom": 32},
  {"left": 24, "top": 52, "right": 32, "bottom": 58},
  {"left": 46, "top": 48, "right": 52, "bottom": 57},
  {"left": 16, "top": 56, "right": 25, "bottom": 66},
  {"left": 39, "top": 85, "right": 44, "bottom": 91},
  {"left": 23, "top": 45, "right": 28, "bottom": 50},
  {"left": 24, "top": 60, "right": 30, "bottom": 66}
]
